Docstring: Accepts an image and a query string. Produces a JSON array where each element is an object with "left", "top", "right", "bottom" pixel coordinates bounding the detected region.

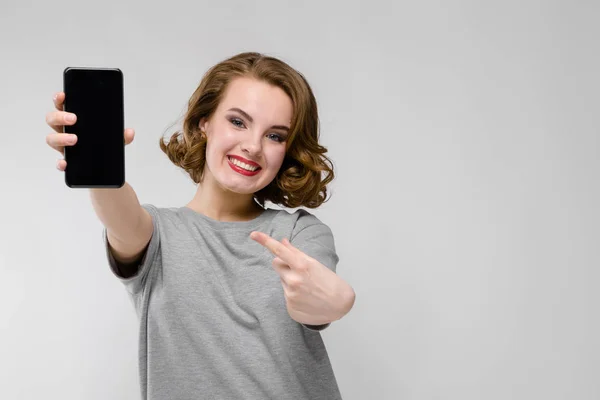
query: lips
[
  {"left": 228, "top": 157, "right": 261, "bottom": 176},
  {"left": 227, "top": 155, "right": 261, "bottom": 169}
]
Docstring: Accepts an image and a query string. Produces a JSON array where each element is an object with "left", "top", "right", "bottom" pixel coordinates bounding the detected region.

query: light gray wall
[{"left": 1, "top": 1, "right": 599, "bottom": 399}]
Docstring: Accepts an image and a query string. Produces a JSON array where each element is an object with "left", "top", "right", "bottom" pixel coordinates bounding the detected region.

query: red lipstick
[
  {"left": 227, "top": 155, "right": 262, "bottom": 176},
  {"left": 228, "top": 155, "right": 261, "bottom": 168}
]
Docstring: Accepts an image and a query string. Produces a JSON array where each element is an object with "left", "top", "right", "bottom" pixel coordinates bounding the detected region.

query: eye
[
  {"left": 229, "top": 117, "right": 245, "bottom": 128},
  {"left": 268, "top": 133, "right": 286, "bottom": 143}
]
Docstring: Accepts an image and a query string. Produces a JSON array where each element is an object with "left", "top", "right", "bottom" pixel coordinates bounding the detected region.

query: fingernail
[
  {"left": 66, "top": 114, "right": 76, "bottom": 123},
  {"left": 68, "top": 135, "right": 77, "bottom": 144},
  {"left": 53, "top": 94, "right": 58, "bottom": 101}
]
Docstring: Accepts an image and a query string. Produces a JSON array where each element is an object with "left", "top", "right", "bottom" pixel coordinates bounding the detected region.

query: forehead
[{"left": 219, "top": 76, "right": 293, "bottom": 121}]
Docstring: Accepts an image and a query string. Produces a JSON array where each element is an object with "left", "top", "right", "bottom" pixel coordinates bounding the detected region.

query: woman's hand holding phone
[{"left": 45, "top": 91, "right": 135, "bottom": 171}]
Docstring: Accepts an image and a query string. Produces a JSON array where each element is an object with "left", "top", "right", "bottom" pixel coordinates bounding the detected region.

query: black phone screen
[{"left": 63, "top": 67, "right": 125, "bottom": 188}]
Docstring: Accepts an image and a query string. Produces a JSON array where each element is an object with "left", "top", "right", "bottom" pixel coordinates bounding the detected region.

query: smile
[{"left": 228, "top": 156, "right": 262, "bottom": 176}]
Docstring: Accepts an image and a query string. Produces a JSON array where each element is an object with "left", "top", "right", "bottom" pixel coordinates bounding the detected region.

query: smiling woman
[
  {"left": 159, "top": 52, "right": 335, "bottom": 211},
  {"left": 46, "top": 51, "right": 355, "bottom": 400}
]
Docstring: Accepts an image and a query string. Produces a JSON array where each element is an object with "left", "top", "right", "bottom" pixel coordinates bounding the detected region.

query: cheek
[
  {"left": 267, "top": 150, "right": 286, "bottom": 168},
  {"left": 207, "top": 130, "right": 234, "bottom": 156}
]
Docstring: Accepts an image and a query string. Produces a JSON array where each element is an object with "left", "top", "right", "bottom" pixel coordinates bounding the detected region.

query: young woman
[{"left": 45, "top": 52, "right": 356, "bottom": 399}]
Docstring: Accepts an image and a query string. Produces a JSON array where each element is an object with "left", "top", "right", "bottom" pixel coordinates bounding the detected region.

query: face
[{"left": 200, "top": 76, "right": 293, "bottom": 196}]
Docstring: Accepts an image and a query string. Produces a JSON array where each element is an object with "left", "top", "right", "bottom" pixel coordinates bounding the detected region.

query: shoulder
[
  {"left": 270, "top": 207, "right": 333, "bottom": 237},
  {"left": 138, "top": 204, "right": 192, "bottom": 229},
  {"left": 140, "top": 204, "right": 190, "bottom": 219},
  {"left": 272, "top": 208, "right": 339, "bottom": 271},
  {"left": 290, "top": 209, "right": 335, "bottom": 243}
]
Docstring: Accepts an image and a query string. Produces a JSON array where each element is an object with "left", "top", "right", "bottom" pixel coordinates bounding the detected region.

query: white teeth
[{"left": 229, "top": 157, "right": 258, "bottom": 171}]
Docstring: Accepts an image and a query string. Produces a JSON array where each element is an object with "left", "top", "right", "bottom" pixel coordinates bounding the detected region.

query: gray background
[{"left": 1, "top": 0, "right": 599, "bottom": 399}]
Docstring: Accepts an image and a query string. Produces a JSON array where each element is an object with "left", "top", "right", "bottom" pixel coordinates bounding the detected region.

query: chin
[{"left": 218, "top": 176, "right": 264, "bottom": 195}]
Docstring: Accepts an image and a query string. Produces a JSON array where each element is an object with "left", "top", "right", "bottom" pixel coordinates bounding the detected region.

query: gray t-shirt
[{"left": 102, "top": 204, "right": 343, "bottom": 400}]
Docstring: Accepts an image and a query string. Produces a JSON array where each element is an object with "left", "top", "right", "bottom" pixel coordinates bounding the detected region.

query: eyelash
[{"left": 229, "top": 117, "right": 286, "bottom": 143}]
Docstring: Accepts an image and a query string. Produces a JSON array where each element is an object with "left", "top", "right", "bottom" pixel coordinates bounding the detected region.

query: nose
[{"left": 241, "top": 133, "right": 263, "bottom": 157}]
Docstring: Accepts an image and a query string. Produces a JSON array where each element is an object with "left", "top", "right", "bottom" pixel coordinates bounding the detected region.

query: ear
[{"left": 199, "top": 117, "right": 209, "bottom": 133}]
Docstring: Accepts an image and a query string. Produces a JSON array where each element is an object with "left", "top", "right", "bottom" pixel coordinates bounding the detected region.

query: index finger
[{"left": 250, "top": 231, "right": 295, "bottom": 263}]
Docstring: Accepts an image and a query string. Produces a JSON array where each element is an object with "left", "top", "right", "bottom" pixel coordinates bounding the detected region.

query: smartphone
[{"left": 63, "top": 67, "right": 125, "bottom": 188}]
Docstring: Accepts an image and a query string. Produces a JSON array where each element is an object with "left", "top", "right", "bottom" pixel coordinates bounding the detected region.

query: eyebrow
[{"left": 227, "top": 107, "right": 290, "bottom": 132}]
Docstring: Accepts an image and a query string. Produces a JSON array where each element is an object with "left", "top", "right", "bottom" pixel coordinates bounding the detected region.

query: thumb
[{"left": 124, "top": 128, "right": 135, "bottom": 145}]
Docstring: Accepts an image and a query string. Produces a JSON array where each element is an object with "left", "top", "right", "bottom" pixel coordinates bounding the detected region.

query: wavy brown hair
[{"left": 159, "top": 52, "right": 334, "bottom": 209}]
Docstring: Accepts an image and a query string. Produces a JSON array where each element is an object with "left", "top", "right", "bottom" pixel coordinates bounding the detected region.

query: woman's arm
[{"left": 90, "top": 182, "right": 153, "bottom": 265}]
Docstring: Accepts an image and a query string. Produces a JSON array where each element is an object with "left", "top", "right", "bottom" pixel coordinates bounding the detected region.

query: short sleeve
[
  {"left": 290, "top": 210, "right": 340, "bottom": 331},
  {"left": 103, "top": 204, "right": 160, "bottom": 296}
]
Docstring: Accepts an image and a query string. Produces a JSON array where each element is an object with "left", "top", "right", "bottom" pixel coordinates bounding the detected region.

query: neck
[{"left": 185, "top": 181, "right": 264, "bottom": 223}]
